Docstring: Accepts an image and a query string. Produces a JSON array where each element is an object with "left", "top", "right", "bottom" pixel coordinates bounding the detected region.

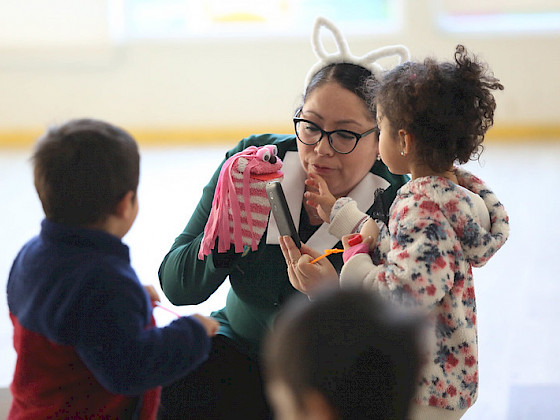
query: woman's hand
[
  {"left": 279, "top": 235, "right": 339, "bottom": 296},
  {"left": 304, "top": 173, "right": 337, "bottom": 223}
]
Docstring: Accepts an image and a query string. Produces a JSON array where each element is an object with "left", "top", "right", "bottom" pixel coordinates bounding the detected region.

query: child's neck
[
  {"left": 411, "top": 166, "right": 458, "bottom": 183},
  {"left": 87, "top": 216, "right": 127, "bottom": 239}
]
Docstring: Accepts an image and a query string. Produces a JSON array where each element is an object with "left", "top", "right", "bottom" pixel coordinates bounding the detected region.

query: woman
[{"left": 157, "top": 17, "right": 410, "bottom": 419}]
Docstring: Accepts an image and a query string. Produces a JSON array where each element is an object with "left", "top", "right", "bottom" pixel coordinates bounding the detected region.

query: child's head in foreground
[
  {"left": 263, "top": 286, "right": 426, "bottom": 420},
  {"left": 32, "top": 118, "right": 140, "bottom": 234},
  {"left": 374, "top": 44, "right": 504, "bottom": 175}
]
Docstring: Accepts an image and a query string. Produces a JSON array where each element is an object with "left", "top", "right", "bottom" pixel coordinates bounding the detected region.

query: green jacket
[{"left": 159, "top": 134, "right": 408, "bottom": 357}]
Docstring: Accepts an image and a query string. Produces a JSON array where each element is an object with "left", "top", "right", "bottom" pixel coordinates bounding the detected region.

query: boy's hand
[
  {"left": 192, "top": 314, "right": 220, "bottom": 337},
  {"left": 304, "top": 173, "right": 336, "bottom": 223},
  {"left": 144, "top": 285, "right": 160, "bottom": 303}
]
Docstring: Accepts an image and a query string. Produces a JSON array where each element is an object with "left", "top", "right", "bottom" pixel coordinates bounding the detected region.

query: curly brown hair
[{"left": 374, "top": 45, "right": 504, "bottom": 173}]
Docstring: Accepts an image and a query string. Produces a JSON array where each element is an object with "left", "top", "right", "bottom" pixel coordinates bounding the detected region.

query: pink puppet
[{"left": 198, "top": 145, "right": 284, "bottom": 260}]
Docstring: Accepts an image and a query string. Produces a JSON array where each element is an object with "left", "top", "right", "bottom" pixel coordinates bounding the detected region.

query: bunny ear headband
[{"left": 304, "top": 16, "right": 411, "bottom": 93}]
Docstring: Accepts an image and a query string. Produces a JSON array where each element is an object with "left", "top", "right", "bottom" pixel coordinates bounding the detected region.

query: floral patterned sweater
[{"left": 334, "top": 168, "right": 509, "bottom": 411}]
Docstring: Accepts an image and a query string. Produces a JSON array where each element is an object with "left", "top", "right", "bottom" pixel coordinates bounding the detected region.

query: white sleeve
[{"left": 328, "top": 199, "right": 369, "bottom": 239}]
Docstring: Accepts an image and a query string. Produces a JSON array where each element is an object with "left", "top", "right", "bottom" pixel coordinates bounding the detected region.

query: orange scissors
[
  {"left": 309, "top": 234, "right": 363, "bottom": 264},
  {"left": 309, "top": 248, "right": 344, "bottom": 264}
]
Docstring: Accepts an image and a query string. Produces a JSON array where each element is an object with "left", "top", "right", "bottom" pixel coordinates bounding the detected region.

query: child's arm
[
  {"left": 340, "top": 197, "right": 454, "bottom": 309},
  {"left": 74, "top": 275, "right": 219, "bottom": 396},
  {"left": 149, "top": 285, "right": 218, "bottom": 336}
]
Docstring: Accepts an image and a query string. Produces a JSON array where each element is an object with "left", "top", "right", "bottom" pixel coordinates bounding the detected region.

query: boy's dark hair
[
  {"left": 32, "top": 118, "right": 140, "bottom": 226},
  {"left": 263, "top": 286, "right": 425, "bottom": 420},
  {"left": 297, "top": 63, "right": 378, "bottom": 120},
  {"left": 375, "top": 45, "right": 504, "bottom": 173}
]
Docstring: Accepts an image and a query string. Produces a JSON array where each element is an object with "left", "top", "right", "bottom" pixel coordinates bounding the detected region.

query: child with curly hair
[{"left": 302, "top": 45, "right": 510, "bottom": 419}]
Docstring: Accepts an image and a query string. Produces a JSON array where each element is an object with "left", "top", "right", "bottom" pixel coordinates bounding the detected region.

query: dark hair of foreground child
[{"left": 263, "top": 286, "right": 427, "bottom": 420}]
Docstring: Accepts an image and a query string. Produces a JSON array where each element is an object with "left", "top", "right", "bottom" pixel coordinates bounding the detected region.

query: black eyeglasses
[{"left": 293, "top": 118, "right": 378, "bottom": 154}]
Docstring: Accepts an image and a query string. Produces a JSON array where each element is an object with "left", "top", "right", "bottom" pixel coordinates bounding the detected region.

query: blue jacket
[{"left": 7, "top": 219, "right": 212, "bottom": 419}]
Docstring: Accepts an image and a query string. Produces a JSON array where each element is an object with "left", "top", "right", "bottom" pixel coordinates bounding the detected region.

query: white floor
[{"left": 1, "top": 141, "right": 559, "bottom": 420}]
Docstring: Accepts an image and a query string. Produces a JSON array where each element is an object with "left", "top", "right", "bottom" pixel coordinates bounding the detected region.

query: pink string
[{"left": 153, "top": 301, "right": 181, "bottom": 318}]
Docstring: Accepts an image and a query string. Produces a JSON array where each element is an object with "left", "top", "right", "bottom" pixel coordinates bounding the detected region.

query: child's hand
[
  {"left": 342, "top": 233, "right": 375, "bottom": 250},
  {"left": 341, "top": 233, "right": 373, "bottom": 263},
  {"left": 144, "top": 285, "right": 160, "bottom": 303},
  {"left": 342, "top": 233, "right": 360, "bottom": 251},
  {"left": 304, "top": 173, "right": 336, "bottom": 223},
  {"left": 192, "top": 314, "right": 220, "bottom": 337},
  {"left": 360, "top": 218, "right": 379, "bottom": 251}
]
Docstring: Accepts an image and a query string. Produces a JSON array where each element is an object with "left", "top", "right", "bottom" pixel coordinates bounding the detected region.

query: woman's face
[{"left": 297, "top": 82, "right": 378, "bottom": 198}]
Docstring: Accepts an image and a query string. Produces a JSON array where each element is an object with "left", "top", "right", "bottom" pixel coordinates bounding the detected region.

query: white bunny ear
[
  {"left": 311, "top": 16, "right": 352, "bottom": 60},
  {"left": 304, "top": 16, "right": 411, "bottom": 93},
  {"left": 358, "top": 44, "right": 411, "bottom": 78}
]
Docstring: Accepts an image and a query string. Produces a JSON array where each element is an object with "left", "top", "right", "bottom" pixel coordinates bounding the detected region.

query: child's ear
[
  {"left": 115, "top": 191, "right": 136, "bottom": 219},
  {"left": 398, "top": 129, "right": 414, "bottom": 156}
]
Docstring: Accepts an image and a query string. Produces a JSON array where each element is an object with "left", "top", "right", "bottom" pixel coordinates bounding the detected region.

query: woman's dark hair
[
  {"left": 375, "top": 45, "right": 504, "bottom": 173},
  {"left": 32, "top": 118, "right": 140, "bottom": 226},
  {"left": 297, "top": 63, "right": 378, "bottom": 119},
  {"left": 263, "top": 286, "right": 425, "bottom": 420}
]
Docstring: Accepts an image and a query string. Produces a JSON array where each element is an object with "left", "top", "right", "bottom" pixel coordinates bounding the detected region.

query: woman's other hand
[{"left": 279, "top": 235, "right": 339, "bottom": 296}]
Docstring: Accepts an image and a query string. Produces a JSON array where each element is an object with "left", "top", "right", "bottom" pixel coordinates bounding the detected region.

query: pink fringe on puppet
[{"left": 198, "top": 145, "right": 283, "bottom": 260}]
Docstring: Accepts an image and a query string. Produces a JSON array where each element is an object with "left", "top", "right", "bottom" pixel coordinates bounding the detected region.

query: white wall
[{"left": 0, "top": 0, "right": 558, "bottom": 141}]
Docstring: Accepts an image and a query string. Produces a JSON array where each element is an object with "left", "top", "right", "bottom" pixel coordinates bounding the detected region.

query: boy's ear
[{"left": 115, "top": 191, "right": 136, "bottom": 219}]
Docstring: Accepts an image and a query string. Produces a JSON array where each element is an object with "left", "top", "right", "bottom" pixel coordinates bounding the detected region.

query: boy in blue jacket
[{"left": 6, "top": 118, "right": 219, "bottom": 419}]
